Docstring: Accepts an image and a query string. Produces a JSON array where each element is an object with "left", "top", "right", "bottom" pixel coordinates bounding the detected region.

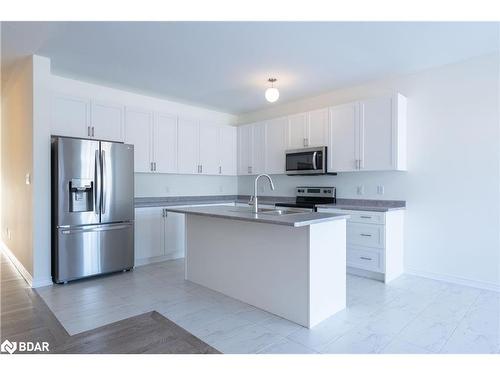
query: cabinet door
[
  {"left": 237, "top": 124, "right": 252, "bottom": 175},
  {"left": 328, "top": 102, "right": 360, "bottom": 172},
  {"left": 134, "top": 207, "right": 165, "bottom": 261},
  {"left": 307, "top": 108, "right": 329, "bottom": 147},
  {"left": 252, "top": 122, "right": 266, "bottom": 174},
  {"left": 124, "top": 108, "right": 153, "bottom": 173},
  {"left": 91, "top": 101, "right": 124, "bottom": 141},
  {"left": 218, "top": 125, "right": 237, "bottom": 175},
  {"left": 288, "top": 112, "right": 307, "bottom": 149},
  {"left": 177, "top": 118, "right": 200, "bottom": 174},
  {"left": 199, "top": 124, "right": 219, "bottom": 175},
  {"left": 154, "top": 113, "right": 178, "bottom": 174},
  {"left": 265, "top": 117, "right": 288, "bottom": 174},
  {"left": 51, "top": 94, "right": 90, "bottom": 138},
  {"left": 360, "top": 96, "right": 393, "bottom": 171},
  {"left": 164, "top": 211, "right": 185, "bottom": 259}
]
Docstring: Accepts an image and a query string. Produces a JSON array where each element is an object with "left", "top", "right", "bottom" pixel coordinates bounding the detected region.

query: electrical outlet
[
  {"left": 357, "top": 185, "right": 364, "bottom": 195},
  {"left": 377, "top": 185, "right": 385, "bottom": 195}
]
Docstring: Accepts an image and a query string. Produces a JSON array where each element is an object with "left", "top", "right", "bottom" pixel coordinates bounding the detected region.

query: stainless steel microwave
[{"left": 285, "top": 146, "right": 332, "bottom": 175}]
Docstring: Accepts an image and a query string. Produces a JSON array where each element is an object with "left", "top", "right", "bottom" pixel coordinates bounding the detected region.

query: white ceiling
[{"left": 2, "top": 22, "right": 498, "bottom": 114}]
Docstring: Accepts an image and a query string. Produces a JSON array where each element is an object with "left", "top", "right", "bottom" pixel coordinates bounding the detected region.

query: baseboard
[
  {"left": 1, "top": 241, "right": 34, "bottom": 287},
  {"left": 1, "top": 241, "right": 53, "bottom": 288},
  {"left": 347, "top": 266, "right": 385, "bottom": 281},
  {"left": 405, "top": 267, "right": 500, "bottom": 292},
  {"left": 134, "top": 251, "right": 184, "bottom": 267}
]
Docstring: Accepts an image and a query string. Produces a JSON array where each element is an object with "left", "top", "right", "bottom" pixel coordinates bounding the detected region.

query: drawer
[
  {"left": 347, "top": 247, "right": 383, "bottom": 272},
  {"left": 348, "top": 211, "right": 385, "bottom": 225},
  {"left": 347, "top": 223, "right": 385, "bottom": 248},
  {"left": 317, "top": 208, "right": 385, "bottom": 225}
]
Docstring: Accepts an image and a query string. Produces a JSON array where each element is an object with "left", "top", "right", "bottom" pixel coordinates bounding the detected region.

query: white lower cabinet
[
  {"left": 134, "top": 203, "right": 236, "bottom": 266},
  {"left": 134, "top": 207, "right": 185, "bottom": 266},
  {"left": 317, "top": 208, "right": 404, "bottom": 283}
]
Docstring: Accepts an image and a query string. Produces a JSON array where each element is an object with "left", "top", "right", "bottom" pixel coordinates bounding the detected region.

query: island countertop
[{"left": 165, "top": 205, "right": 349, "bottom": 227}]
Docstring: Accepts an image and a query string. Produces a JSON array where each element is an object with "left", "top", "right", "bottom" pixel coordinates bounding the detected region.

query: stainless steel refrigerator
[{"left": 51, "top": 136, "right": 134, "bottom": 283}]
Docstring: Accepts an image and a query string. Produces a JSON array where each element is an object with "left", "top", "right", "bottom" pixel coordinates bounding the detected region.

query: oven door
[{"left": 285, "top": 147, "right": 326, "bottom": 175}]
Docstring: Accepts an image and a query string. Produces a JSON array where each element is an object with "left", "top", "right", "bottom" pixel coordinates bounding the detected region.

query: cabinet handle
[
  {"left": 250, "top": 166, "right": 252, "bottom": 174},
  {"left": 360, "top": 216, "right": 372, "bottom": 219},
  {"left": 360, "top": 233, "right": 372, "bottom": 237},
  {"left": 91, "top": 126, "right": 94, "bottom": 137},
  {"left": 200, "top": 165, "right": 203, "bottom": 173},
  {"left": 87, "top": 126, "right": 91, "bottom": 137},
  {"left": 219, "top": 166, "right": 222, "bottom": 174},
  {"left": 154, "top": 162, "right": 157, "bottom": 171},
  {"left": 360, "top": 256, "right": 372, "bottom": 261},
  {"left": 150, "top": 162, "right": 153, "bottom": 172}
]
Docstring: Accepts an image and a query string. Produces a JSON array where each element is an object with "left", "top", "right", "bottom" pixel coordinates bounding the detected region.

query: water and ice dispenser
[{"left": 68, "top": 178, "right": 94, "bottom": 212}]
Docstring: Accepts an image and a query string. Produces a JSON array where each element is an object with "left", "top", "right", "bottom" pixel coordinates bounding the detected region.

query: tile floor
[{"left": 36, "top": 259, "right": 500, "bottom": 354}]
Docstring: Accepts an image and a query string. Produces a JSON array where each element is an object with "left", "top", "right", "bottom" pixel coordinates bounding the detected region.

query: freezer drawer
[{"left": 53, "top": 222, "right": 134, "bottom": 283}]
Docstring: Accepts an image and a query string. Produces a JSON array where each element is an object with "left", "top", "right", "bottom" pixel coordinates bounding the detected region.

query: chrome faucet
[{"left": 250, "top": 174, "right": 275, "bottom": 213}]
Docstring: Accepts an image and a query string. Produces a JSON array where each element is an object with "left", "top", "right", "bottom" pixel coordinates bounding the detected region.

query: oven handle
[{"left": 312, "top": 152, "right": 317, "bottom": 170}]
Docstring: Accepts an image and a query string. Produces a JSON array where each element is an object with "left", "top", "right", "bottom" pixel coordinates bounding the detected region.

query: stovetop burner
[{"left": 275, "top": 186, "right": 336, "bottom": 212}]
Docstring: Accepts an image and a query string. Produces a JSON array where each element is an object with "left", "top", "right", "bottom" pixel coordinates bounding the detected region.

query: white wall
[
  {"left": 135, "top": 173, "right": 237, "bottom": 197},
  {"left": 238, "top": 54, "right": 500, "bottom": 290},
  {"left": 1, "top": 57, "right": 34, "bottom": 276}
]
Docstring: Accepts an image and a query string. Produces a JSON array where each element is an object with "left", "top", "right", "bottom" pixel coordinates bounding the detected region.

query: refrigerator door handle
[
  {"left": 94, "top": 149, "right": 101, "bottom": 216},
  {"left": 101, "top": 149, "right": 106, "bottom": 214},
  {"left": 61, "top": 223, "right": 132, "bottom": 234}
]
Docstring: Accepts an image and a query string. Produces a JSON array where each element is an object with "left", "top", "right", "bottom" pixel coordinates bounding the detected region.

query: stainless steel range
[
  {"left": 51, "top": 136, "right": 135, "bottom": 283},
  {"left": 275, "top": 186, "right": 336, "bottom": 212}
]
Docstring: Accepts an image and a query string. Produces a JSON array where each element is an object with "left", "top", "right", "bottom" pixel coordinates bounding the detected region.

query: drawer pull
[
  {"left": 360, "top": 256, "right": 372, "bottom": 261},
  {"left": 360, "top": 233, "right": 372, "bottom": 237},
  {"left": 360, "top": 216, "right": 372, "bottom": 219}
]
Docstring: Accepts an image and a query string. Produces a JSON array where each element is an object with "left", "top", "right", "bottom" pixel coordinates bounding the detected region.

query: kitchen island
[{"left": 165, "top": 205, "right": 349, "bottom": 328}]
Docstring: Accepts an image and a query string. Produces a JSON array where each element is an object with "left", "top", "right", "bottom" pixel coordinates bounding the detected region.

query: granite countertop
[
  {"left": 135, "top": 195, "right": 238, "bottom": 208},
  {"left": 315, "top": 198, "right": 406, "bottom": 212},
  {"left": 164, "top": 205, "right": 349, "bottom": 227},
  {"left": 135, "top": 195, "right": 405, "bottom": 212}
]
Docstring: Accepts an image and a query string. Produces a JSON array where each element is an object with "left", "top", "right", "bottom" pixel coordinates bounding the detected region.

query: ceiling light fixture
[{"left": 265, "top": 78, "right": 279, "bottom": 103}]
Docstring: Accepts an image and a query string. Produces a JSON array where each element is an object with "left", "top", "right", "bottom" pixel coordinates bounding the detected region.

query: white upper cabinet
[
  {"left": 288, "top": 110, "right": 329, "bottom": 149},
  {"left": 154, "top": 113, "right": 178, "bottom": 174},
  {"left": 91, "top": 101, "right": 124, "bottom": 141},
  {"left": 252, "top": 122, "right": 266, "bottom": 175},
  {"left": 265, "top": 117, "right": 288, "bottom": 174},
  {"left": 307, "top": 108, "right": 329, "bottom": 147},
  {"left": 218, "top": 125, "right": 237, "bottom": 175},
  {"left": 328, "top": 93, "right": 407, "bottom": 172},
  {"left": 51, "top": 93, "right": 123, "bottom": 142},
  {"left": 237, "top": 122, "right": 266, "bottom": 175},
  {"left": 177, "top": 117, "right": 200, "bottom": 175},
  {"left": 199, "top": 124, "right": 220, "bottom": 175},
  {"left": 51, "top": 94, "right": 90, "bottom": 138},
  {"left": 288, "top": 112, "right": 308, "bottom": 149},
  {"left": 237, "top": 124, "right": 253, "bottom": 175},
  {"left": 359, "top": 94, "right": 407, "bottom": 171},
  {"left": 124, "top": 108, "right": 154, "bottom": 173},
  {"left": 328, "top": 102, "right": 360, "bottom": 172}
]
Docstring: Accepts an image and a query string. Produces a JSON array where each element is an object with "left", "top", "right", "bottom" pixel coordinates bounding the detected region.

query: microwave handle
[{"left": 312, "top": 151, "right": 317, "bottom": 170}]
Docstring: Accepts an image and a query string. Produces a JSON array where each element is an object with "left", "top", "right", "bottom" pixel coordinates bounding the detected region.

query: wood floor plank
[{"left": 0, "top": 253, "right": 219, "bottom": 354}]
